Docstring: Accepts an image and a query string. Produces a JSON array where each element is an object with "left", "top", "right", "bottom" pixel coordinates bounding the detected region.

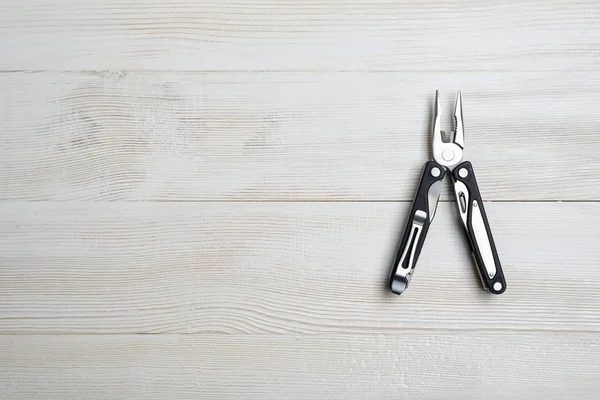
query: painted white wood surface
[
  {"left": 1, "top": 0, "right": 600, "bottom": 398},
  {"left": 1, "top": 71, "right": 600, "bottom": 201},
  {"left": 2, "top": 334, "right": 599, "bottom": 400},
  {"left": 0, "top": 202, "right": 599, "bottom": 334},
  {"left": 1, "top": 0, "right": 599, "bottom": 71}
]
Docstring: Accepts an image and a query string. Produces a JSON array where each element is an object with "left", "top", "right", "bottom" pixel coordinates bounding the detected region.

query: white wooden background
[{"left": 1, "top": 0, "right": 599, "bottom": 399}]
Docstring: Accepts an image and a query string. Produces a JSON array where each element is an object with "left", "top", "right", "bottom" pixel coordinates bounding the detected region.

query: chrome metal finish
[
  {"left": 472, "top": 251, "right": 487, "bottom": 289},
  {"left": 432, "top": 91, "right": 464, "bottom": 171},
  {"left": 493, "top": 282, "right": 503, "bottom": 291},
  {"left": 390, "top": 210, "right": 428, "bottom": 294},
  {"left": 430, "top": 167, "right": 441, "bottom": 178},
  {"left": 453, "top": 91, "right": 465, "bottom": 148},
  {"left": 453, "top": 180, "right": 469, "bottom": 228},
  {"left": 390, "top": 277, "right": 407, "bottom": 295},
  {"left": 471, "top": 200, "right": 496, "bottom": 278},
  {"left": 427, "top": 180, "right": 443, "bottom": 222},
  {"left": 458, "top": 168, "right": 468, "bottom": 178},
  {"left": 442, "top": 148, "right": 455, "bottom": 161},
  {"left": 459, "top": 193, "right": 467, "bottom": 213}
]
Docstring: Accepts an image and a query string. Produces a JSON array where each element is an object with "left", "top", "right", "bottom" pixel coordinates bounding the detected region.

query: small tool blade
[{"left": 427, "top": 180, "right": 443, "bottom": 222}]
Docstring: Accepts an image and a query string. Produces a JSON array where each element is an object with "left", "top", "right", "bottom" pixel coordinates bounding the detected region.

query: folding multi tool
[{"left": 389, "top": 91, "right": 506, "bottom": 295}]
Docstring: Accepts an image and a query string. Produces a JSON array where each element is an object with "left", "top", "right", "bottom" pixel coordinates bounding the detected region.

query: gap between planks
[
  {"left": 2, "top": 69, "right": 600, "bottom": 73},
  {"left": 2, "top": 326, "right": 600, "bottom": 336},
  {"left": 2, "top": 200, "right": 598, "bottom": 203}
]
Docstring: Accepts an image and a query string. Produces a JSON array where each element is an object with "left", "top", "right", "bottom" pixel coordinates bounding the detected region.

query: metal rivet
[
  {"left": 442, "top": 148, "right": 455, "bottom": 161},
  {"left": 493, "top": 282, "right": 502, "bottom": 291},
  {"left": 430, "top": 167, "right": 441, "bottom": 178},
  {"left": 458, "top": 168, "right": 468, "bottom": 178}
]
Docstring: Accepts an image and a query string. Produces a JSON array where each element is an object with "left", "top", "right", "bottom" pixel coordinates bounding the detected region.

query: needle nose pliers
[{"left": 389, "top": 91, "right": 507, "bottom": 295}]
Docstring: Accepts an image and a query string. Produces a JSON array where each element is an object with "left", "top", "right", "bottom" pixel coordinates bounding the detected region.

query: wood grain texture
[
  {"left": 1, "top": 0, "right": 599, "bottom": 71},
  {"left": 2, "top": 70, "right": 600, "bottom": 201},
  {"left": 1, "top": 333, "right": 599, "bottom": 399},
  {"left": 1, "top": 202, "right": 598, "bottom": 333},
  {"left": 2, "top": 0, "right": 599, "bottom": 396}
]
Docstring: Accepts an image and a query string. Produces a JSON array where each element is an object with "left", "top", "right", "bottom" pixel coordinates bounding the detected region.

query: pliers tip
[{"left": 454, "top": 91, "right": 464, "bottom": 148}]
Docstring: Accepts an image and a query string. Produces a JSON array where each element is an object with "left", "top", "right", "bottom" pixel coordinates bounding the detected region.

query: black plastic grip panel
[
  {"left": 388, "top": 161, "right": 445, "bottom": 294},
  {"left": 452, "top": 161, "right": 506, "bottom": 294}
]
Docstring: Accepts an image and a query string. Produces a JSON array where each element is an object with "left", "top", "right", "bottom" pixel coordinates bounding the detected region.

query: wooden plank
[
  {"left": 1, "top": 333, "right": 599, "bottom": 399},
  {"left": 1, "top": 71, "right": 600, "bottom": 201},
  {"left": 1, "top": 0, "right": 598, "bottom": 71},
  {"left": 0, "top": 201, "right": 598, "bottom": 333}
]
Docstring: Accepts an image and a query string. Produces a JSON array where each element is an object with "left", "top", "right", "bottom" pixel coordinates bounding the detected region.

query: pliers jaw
[{"left": 432, "top": 91, "right": 465, "bottom": 171}]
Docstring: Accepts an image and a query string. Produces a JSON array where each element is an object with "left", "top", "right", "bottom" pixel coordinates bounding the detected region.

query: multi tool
[{"left": 389, "top": 91, "right": 506, "bottom": 295}]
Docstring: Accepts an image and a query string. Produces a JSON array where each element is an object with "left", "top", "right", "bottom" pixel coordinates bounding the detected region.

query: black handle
[
  {"left": 452, "top": 161, "right": 506, "bottom": 294},
  {"left": 389, "top": 161, "right": 445, "bottom": 294}
]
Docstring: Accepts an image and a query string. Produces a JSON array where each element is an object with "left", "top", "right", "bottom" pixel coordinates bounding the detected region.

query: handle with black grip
[
  {"left": 452, "top": 161, "right": 506, "bottom": 294},
  {"left": 389, "top": 161, "right": 445, "bottom": 294}
]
